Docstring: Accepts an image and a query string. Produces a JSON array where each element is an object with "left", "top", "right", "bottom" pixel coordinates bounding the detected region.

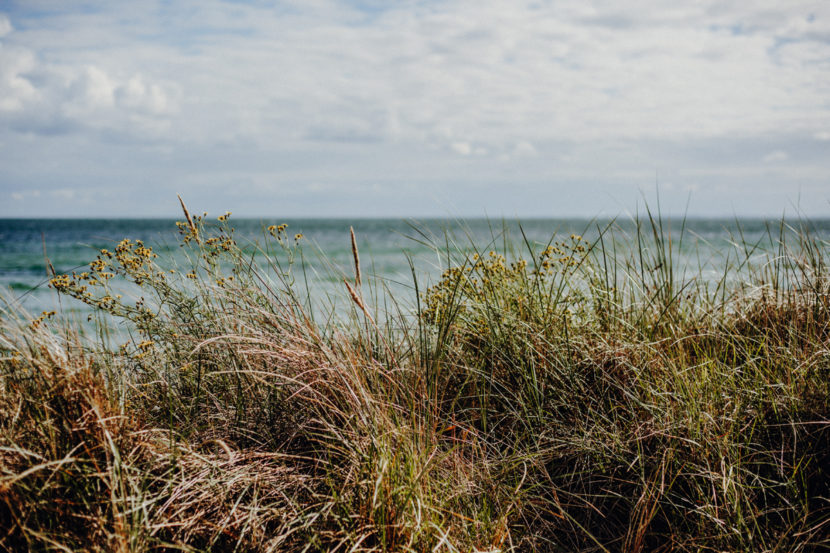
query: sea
[{"left": 2, "top": 217, "right": 829, "bottom": 320}]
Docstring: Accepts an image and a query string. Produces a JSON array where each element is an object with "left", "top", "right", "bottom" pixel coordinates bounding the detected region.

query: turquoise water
[{"left": 2, "top": 217, "right": 829, "bottom": 317}]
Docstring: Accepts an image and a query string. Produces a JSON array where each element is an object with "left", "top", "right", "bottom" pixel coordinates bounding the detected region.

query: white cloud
[
  {"left": 513, "top": 141, "right": 537, "bottom": 157},
  {"left": 0, "top": 13, "right": 11, "bottom": 38},
  {"left": 0, "top": 19, "right": 177, "bottom": 139},
  {"left": 8, "top": 189, "right": 43, "bottom": 201},
  {"left": 0, "top": 45, "right": 38, "bottom": 112},
  {"left": 67, "top": 66, "right": 116, "bottom": 112},
  {"left": 763, "top": 150, "right": 789, "bottom": 163},
  {"left": 451, "top": 141, "right": 472, "bottom": 155},
  {"left": 116, "top": 76, "right": 169, "bottom": 114},
  {"left": 51, "top": 189, "right": 76, "bottom": 200}
]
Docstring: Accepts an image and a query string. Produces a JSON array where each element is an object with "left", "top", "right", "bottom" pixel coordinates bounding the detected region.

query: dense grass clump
[{"left": 1, "top": 203, "right": 829, "bottom": 552}]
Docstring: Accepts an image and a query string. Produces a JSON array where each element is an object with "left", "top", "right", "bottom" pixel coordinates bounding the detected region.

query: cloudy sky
[{"left": 1, "top": 1, "right": 828, "bottom": 218}]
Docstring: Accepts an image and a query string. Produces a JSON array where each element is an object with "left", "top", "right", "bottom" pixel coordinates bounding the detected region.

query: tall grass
[{"left": 1, "top": 203, "right": 828, "bottom": 552}]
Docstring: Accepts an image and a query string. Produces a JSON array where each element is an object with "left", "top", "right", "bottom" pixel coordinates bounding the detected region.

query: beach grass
[{"left": 1, "top": 203, "right": 828, "bottom": 552}]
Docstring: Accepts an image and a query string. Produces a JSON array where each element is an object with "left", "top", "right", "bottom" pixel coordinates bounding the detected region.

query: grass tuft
[{"left": 1, "top": 206, "right": 829, "bottom": 551}]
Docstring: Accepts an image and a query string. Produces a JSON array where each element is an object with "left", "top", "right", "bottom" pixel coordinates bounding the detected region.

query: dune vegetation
[{"left": 1, "top": 201, "right": 829, "bottom": 552}]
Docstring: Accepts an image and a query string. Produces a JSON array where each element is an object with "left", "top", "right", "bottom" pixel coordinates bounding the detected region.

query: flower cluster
[
  {"left": 48, "top": 240, "right": 160, "bottom": 315},
  {"left": 49, "top": 274, "right": 73, "bottom": 290},
  {"left": 421, "top": 237, "right": 590, "bottom": 342},
  {"left": 203, "top": 235, "right": 237, "bottom": 257},
  {"left": 215, "top": 275, "right": 235, "bottom": 287},
  {"left": 175, "top": 211, "right": 205, "bottom": 244},
  {"left": 29, "top": 310, "right": 56, "bottom": 330},
  {"left": 421, "top": 250, "right": 531, "bottom": 325},
  {"left": 268, "top": 223, "right": 288, "bottom": 238},
  {"left": 536, "top": 235, "right": 586, "bottom": 274},
  {"left": 135, "top": 339, "right": 155, "bottom": 359},
  {"left": 46, "top": 210, "right": 308, "bottom": 371},
  {"left": 114, "top": 239, "right": 157, "bottom": 268}
]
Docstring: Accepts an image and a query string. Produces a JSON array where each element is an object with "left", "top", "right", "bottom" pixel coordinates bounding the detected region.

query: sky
[{"left": 0, "top": 0, "right": 829, "bottom": 218}]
